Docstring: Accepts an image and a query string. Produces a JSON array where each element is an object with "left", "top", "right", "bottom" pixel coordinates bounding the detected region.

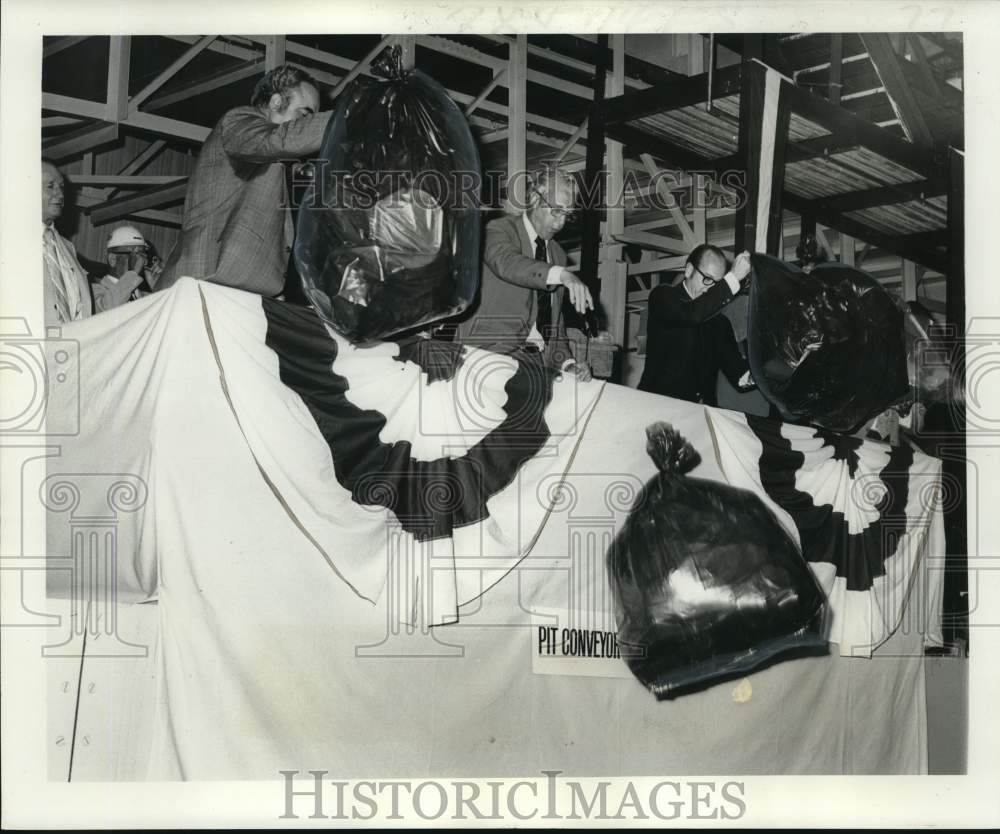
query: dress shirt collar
[{"left": 522, "top": 213, "right": 545, "bottom": 255}]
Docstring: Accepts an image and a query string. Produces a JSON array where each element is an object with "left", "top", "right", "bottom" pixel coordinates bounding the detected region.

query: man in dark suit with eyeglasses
[{"left": 638, "top": 243, "right": 754, "bottom": 405}]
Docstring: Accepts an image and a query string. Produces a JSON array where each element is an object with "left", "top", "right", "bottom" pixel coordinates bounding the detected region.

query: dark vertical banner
[
  {"left": 579, "top": 34, "right": 609, "bottom": 305},
  {"left": 943, "top": 147, "right": 967, "bottom": 647}
]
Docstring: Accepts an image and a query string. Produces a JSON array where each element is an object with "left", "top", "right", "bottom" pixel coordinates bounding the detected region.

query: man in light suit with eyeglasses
[{"left": 455, "top": 169, "right": 594, "bottom": 380}]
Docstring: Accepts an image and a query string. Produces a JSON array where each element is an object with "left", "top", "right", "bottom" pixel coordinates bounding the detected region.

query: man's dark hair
[
  {"left": 686, "top": 243, "right": 727, "bottom": 271},
  {"left": 251, "top": 64, "right": 320, "bottom": 109}
]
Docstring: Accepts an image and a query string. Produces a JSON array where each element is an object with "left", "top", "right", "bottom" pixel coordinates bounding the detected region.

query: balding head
[
  {"left": 526, "top": 168, "right": 577, "bottom": 241},
  {"left": 683, "top": 243, "right": 728, "bottom": 298}
]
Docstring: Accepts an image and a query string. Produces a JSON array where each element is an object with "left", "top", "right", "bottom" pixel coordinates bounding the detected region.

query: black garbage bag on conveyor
[
  {"left": 608, "top": 423, "right": 827, "bottom": 699},
  {"left": 294, "top": 47, "right": 481, "bottom": 342},
  {"left": 746, "top": 254, "right": 910, "bottom": 433}
]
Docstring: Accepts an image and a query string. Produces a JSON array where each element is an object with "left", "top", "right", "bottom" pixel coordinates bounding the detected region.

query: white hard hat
[{"left": 106, "top": 224, "right": 147, "bottom": 251}]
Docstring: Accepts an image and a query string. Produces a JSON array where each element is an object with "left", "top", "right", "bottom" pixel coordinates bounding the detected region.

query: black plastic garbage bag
[
  {"left": 608, "top": 422, "right": 827, "bottom": 699},
  {"left": 747, "top": 253, "right": 910, "bottom": 432},
  {"left": 295, "top": 47, "right": 481, "bottom": 342}
]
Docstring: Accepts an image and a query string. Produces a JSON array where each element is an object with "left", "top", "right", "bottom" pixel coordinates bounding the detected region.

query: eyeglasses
[
  {"left": 536, "top": 192, "right": 576, "bottom": 222},
  {"left": 692, "top": 262, "right": 722, "bottom": 286}
]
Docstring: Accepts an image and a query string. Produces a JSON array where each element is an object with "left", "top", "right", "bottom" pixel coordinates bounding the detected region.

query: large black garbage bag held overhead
[
  {"left": 747, "top": 253, "right": 910, "bottom": 432},
  {"left": 608, "top": 423, "right": 827, "bottom": 699},
  {"left": 295, "top": 47, "right": 481, "bottom": 342}
]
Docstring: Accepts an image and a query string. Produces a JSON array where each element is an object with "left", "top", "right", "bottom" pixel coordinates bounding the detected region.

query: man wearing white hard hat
[{"left": 94, "top": 224, "right": 159, "bottom": 312}]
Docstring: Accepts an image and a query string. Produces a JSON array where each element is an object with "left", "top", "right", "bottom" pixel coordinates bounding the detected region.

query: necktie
[{"left": 534, "top": 236, "right": 552, "bottom": 337}]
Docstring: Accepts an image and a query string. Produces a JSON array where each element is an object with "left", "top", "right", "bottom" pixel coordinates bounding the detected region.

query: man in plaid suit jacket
[{"left": 157, "top": 65, "right": 331, "bottom": 297}]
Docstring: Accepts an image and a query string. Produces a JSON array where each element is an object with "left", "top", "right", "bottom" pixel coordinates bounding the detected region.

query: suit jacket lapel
[{"left": 513, "top": 215, "right": 538, "bottom": 327}]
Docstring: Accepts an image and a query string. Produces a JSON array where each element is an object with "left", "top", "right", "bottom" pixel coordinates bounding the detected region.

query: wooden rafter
[
  {"left": 67, "top": 175, "right": 185, "bottom": 187},
  {"left": 598, "top": 63, "right": 742, "bottom": 125},
  {"left": 42, "top": 116, "right": 83, "bottom": 129},
  {"left": 123, "top": 111, "right": 210, "bottom": 144},
  {"left": 860, "top": 33, "right": 933, "bottom": 147},
  {"left": 783, "top": 190, "right": 946, "bottom": 273},
  {"left": 785, "top": 79, "right": 935, "bottom": 177},
  {"left": 107, "top": 37, "right": 131, "bottom": 121},
  {"left": 264, "top": 36, "right": 286, "bottom": 71},
  {"left": 43, "top": 36, "right": 90, "bottom": 59},
  {"left": 43, "top": 92, "right": 106, "bottom": 121},
  {"left": 130, "top": 35, "right": 217, "bottom": 112},
  {"left": 800, "top": 177, "right": 947, "bottom": 215},
  {"left": 905, "top": 33, "right": 942, "bottom": 97},
  {"left": 88, "top": 180, "right": 189, "bottom": 226},
  {"left": 639, "top": 154, "right": 696, "bottom": 248},
  {"left": 329, "top": 36, "right": 393, "bottom": 101},
  {"left": 465, "top": 68, "right": 508, "bottom": 117},
  {"left": 507, "top": 35, "right": 527, "bottom": 210},
  {"left": 613, "top": 230, "right": 690, "bottom": 254},
  {"left": 43, "top": 122, "right": 120, "bottom": 161},
  {"left": 144, "top": 62, "right": 265, "bottom": 112},
  {"left": 168, "top": 35, "right": 259, "bottom": 63}
]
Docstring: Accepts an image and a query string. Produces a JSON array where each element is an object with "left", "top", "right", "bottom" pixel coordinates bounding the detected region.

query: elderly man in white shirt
[{"left": 42, "top": 159, "right": 96, "bottom": 328}]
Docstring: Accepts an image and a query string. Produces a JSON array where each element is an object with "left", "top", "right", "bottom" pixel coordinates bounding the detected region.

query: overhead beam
[
  {"left": 99, "top": 139, "right": 169, "bottom": 200},
  {"left": 106, "top": 36, "right": 131, "bottom": 121},
  {"left": 42, "top": 92, "right": 107, "bottom": 121},
  {"left": 465, "top": 68, "right": 508, "bottom": 117},
  {"left": 905, "top": 33, "right": 942, "bottom": 97},
  {"left": 785, "top": 73, "right": 935, "bottom": 178},
  {"left": 43, "top": 36, "right": 90, "bottom": 59},
  {"left": 579, "top": 34, "right": 608, "bottom": 297},
  {"left": 829, "top": 33, "right": 843, "bottom": 105},
  {"left": 601, "top": 33, "right": 628, "bottom": 356},
  {"left": 627, "top": 254, "right": 688, "bottom": 276},
  {"left": 88, "top": 180, "right": 189, "bottom": 226},
  {"left": 783, "top": 190, "right": 947, "bottom": 273},
  {"left": 478, "top": 128, "right": 509, "bottom": 145},
  {"left": 802, "top": 177, "right": 947, "bottom": 214},
  {"left": 552, "top": 118, "right": 588, "bottom": 164},
  {"left": 613, "top": 231, "right": 690, "bottom": 254},
  {"left": 42, "top": 116, "right": 83, "bottom": 129},
  {"left": 598, "top": 62, "right": 742, "bottom": 125},
  {"left": 418, "top": 34, "right": 597, "bottom": 101},
  {"left": 144, "top": 62, "right": 264, "bottom": 112},
  {"left": 507, "top": 35, "right": 528, "bottom": 211},
  {"left": 42, "top": 122, "right": 120, "bottom": 161},
  {"left": 130, "top": 209, "right": 183, "bottom": 227},
  {"left": 841, "top": 232, "right": 856, "bottom": 266},
  {"left": 897, "top": 228, "right": 949, "bottom": 249},
  {"left": 860, "top": 33, "right": 934, "bottom": 147},
  {"left": 253, "top": 34, "right": 583, "bottom": 141},
  {"left": 66, "top": 175, "right": 185, "bottom": 187},
  {"left": 605, "top": 123, "right": 728, "bottom": 176},
  {"left": 264, "top": 35, "right": 286, "bottom": 71},
  {"left": 167, "top": 34, "right": 259, "bottom": 63},
  {"left": 130, "top": 35, "right": 217, "bottom": 112},
  {"left": 121, "top": 111, "right": 210, "bottom": 144},
  {"left": 639, "top": 153, "right": 696, "bottom": 248}
]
